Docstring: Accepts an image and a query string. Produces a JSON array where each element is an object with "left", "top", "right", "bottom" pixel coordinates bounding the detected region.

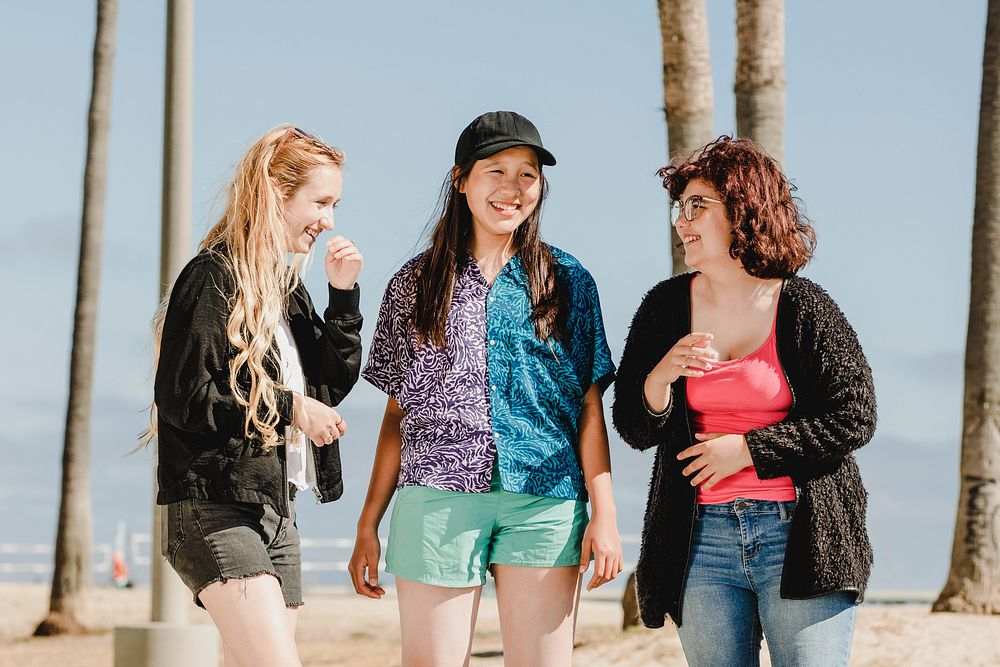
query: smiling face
[
  {"left": 674, "top": 178, "right": 734, "bottom": 270},
  {"left": 281, "top": 165, "right": 343, "bottom": 254},
  {"left": 459, "top": 146, "right": 542, "bottom": 243}
]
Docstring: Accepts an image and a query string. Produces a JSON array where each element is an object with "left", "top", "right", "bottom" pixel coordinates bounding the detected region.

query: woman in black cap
[{"left": 349, "top": 111, "right": 623, "bottom": 665}]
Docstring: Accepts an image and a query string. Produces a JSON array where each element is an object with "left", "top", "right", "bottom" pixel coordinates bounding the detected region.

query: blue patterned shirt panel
[{"left": 487, "top": 248, "right": 617, "bottom": 501}]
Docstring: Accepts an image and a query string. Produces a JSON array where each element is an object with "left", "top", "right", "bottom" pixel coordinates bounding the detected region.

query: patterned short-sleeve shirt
[{"left": 362, "top": 245, "right": 615, "bottom": 501}]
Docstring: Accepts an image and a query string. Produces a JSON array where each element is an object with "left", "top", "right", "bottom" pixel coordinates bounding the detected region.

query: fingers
[
  {"left": 326, "top": 237, "right": 364, "bottom": 290},
  {"left": 328, "top": 245, "right": 363, "bottom": 262},
  {"left": 681, "top": 455, "right": 708, "bottom": 477},
  {"left": 329, "top": 410, "right": 347, "bottom": 439},
  {"left": 349, "top": 551, "right": 385, "bottom": 599},
  {"left": 663, "top": 345, "right": 713, "bottom": 382},
  {"left": 682, "top": 332, "right": 714, "bottom": 345},
  {"left": 586, "top": 548, "right": 622, "bottom": 590},
  {"left": 325, "top": 235, "right": 354, "bottom": 254},
  {"left": 700, "top": 473, "right": 721, "bottom": 491},
  {"left": 326, "top": 236, "right": 363, "bottom": 261},
  {"left": 314, "top": 410, "right": 347, "bottom": 447},
  {"left": 677, "top": 443, "right": 703, "bottom": 460},
  {"left": 349, "top": 554, "right": 366, "bottom": 595},
  {"left": 692, "top": 471, "right": 718, "bottom": 488},
  {"left": 674, "top": 354, "right": 712, "bottom": 374},
  {"left": 587, "top": 553, "right": 608, "bottom": 591}
]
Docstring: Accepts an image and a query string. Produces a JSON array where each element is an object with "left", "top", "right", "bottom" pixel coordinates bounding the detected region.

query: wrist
[
  {"left": 291, "top": 393, "right": 304, "bottom": 429},
  {"left": 643, "top": 375, "right": 672, "bottom": 414},
  {"left": 356, "top": 520, "right": 379, "bottom": 533},
  {"left": 591, "top": 506, "right": 617, "bottom": 521}
]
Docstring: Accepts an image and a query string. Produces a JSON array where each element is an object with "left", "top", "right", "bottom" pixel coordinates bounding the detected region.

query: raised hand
[
  {"left": 643, "top": 332, "right": 719, "bottom": 413},
  {"left": 325, "top": 235, "right": 363, "bottom": 290}
]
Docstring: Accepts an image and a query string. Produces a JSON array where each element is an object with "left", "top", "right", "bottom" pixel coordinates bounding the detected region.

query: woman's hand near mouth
[{"left": 326, "top": 235, "right": 363, "bottom": 289}]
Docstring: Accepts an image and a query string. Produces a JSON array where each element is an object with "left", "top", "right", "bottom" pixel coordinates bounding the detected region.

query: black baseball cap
[{"left": 454, "top": 111, "right": 557, "bottom": 167}]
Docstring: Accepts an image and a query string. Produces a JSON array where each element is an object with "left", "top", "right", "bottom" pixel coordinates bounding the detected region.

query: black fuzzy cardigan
[{"left": 612, "top": 273, "right": 877, "bottom": 628}]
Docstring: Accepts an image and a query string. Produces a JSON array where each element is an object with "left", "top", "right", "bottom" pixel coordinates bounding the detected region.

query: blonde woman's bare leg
[
  {"left": 493, "top": 565, "right": 581, "bottom": 667},
  {"left": 221, "top": 642, "right": 243, "bottom": 667},
  {"left": 396, "top": 577, "right": 483, "bottom": 667},
  {"left": 199, "top": 574, "right": 301, "bottom": 667},
  {"left": 285, "top": 607, "right": 299, "bottom": 659}
]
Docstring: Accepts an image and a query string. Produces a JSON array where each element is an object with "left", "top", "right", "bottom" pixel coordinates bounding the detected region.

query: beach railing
[
  {"left": 1, "top": 534, "right": 642, "bottom": 579},
  {"left": 0, "top": 537, "right": 938, "bottom": 604},
  {"left": 0, "top": 542, "right": 113, "bottom": 575}
]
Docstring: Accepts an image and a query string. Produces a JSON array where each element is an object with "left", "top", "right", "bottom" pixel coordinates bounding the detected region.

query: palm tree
[
  {"left": 734, "top": 0, "right": 785, "bottom": 163},
  {"left": 34, "top": 0, "right": 118, "bottom": 636},
  {"left": 658, "top": 0, "right": 715, "bottom": 275},
  {"left": 935, "top": 0, "right": 1000, "bottom": 615}
]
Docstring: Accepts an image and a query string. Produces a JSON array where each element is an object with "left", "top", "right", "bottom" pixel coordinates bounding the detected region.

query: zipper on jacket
[
  {"left": 281, "top": 445, "right": 291, "bottom": 515},
  {"left": 310, "top": 441, "right": 324, "bottom": 504}
]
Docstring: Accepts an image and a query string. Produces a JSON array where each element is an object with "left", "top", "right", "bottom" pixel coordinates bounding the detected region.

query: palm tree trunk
[
  {"left": 34, "top": 0, "right": 118, "bottom": 636},
  {"left": 658, "top": 0, "right": 715, "bottom": 275},
  {"left": 621, "top": 0, "right": 715, "bottom": 626},
  {"left": 735, "top": 0, "right": 785, "bottom": 163},
  {"left": 934, "top": 0, "right": 1000, "bottom": 615}
]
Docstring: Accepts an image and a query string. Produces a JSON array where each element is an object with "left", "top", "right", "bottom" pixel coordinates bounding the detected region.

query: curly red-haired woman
[{"left": 612, "top": 136, "right": 876, "bottom": 666}]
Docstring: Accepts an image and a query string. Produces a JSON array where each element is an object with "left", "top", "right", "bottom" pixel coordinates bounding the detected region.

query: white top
[{"left": 275, "top": 317, "right": 315, "bottom": 491}]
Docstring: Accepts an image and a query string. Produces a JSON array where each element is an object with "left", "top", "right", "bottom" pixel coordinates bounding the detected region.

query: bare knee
[
  {"left": 200, "top": 574, "right": 301, "bottom": 667},
  {"left": 397, "top": 578, "right": 482, "bottom": 667}
]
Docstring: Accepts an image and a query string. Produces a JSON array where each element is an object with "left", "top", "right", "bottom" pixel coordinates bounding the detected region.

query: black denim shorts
[{"left": 162, "top": 497, "right": 302, "bottom": 608}]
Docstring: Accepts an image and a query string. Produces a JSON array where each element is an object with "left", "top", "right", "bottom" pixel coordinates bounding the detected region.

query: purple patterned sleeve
[{"left": 362, "top": 260, "right": 418, "bottom": 399}]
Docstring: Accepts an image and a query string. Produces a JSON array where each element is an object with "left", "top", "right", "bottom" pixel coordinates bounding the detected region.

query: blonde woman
[{"left": 151, "top": 126, "right": 363, "bottom": 666}]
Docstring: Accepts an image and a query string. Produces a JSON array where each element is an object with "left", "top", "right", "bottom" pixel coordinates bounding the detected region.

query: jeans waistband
[{"left": 695, "top": 498, "right": 796, "bottom": 520}]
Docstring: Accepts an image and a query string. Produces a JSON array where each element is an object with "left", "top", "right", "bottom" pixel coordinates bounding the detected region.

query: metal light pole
[
  {"left": 151, "top": 0, "right": 195, "bottom": 625},
  {"left": 114, "top": 1, "right": 218, "bottom": 662}
]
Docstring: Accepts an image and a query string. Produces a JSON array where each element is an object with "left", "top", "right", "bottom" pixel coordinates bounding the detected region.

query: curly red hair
[{"left": 659, "top": 136, "right": 815, "bottom": 278}]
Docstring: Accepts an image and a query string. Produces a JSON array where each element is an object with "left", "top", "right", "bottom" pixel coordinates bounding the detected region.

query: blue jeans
[{"left": 675, "top": 500, "right": 856, "bottom": 667}]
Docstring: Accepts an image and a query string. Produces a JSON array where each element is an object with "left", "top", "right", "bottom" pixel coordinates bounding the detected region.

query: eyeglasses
[{"left": 670, "top": 194, "right": 724, "bottom": 224}]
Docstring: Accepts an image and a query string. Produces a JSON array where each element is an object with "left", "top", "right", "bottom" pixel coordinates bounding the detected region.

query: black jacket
[
  {"left": 612, "top": 273, "right": 876, "bottom": 628},
  {"left": 154, "top": 249, "right": 363, "bottom": 517}
]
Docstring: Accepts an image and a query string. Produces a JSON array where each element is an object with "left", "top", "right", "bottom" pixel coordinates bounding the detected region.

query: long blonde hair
[{"left": 144, "top": 125, "right": 345, "bottom": 450}]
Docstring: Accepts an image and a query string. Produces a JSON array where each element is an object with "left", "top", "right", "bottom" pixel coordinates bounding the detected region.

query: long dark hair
[{"left": 414, "top": 159, "right": 567, "bottom": 347}]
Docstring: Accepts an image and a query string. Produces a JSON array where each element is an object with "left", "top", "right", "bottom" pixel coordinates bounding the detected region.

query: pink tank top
[{"left": 686, "top": 302, "right": 796, "bottom": 505}]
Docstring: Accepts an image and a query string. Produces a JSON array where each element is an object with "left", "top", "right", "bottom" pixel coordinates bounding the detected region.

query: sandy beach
[{"left": 1, "top": 583, "right": 997, "bottom": 666}]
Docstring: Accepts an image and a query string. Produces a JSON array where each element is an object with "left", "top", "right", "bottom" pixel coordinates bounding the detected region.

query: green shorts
[{"left": 385, "top": 471, "right": 589, "bottom": 588}]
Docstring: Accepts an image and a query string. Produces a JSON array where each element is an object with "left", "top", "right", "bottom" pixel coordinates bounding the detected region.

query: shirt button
[
  {"left": 488, "top": 296, "right": 495, "bottom": 302},
  {"left": 491, "top": 384, "right": 497, "bottom": 391},
  {"left": 490, "top": 339, "right": 496, "bottom": 345}
]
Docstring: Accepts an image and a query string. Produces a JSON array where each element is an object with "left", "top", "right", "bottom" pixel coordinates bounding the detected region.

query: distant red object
[{"left": 111, "top": 552, "right": 130, "bottom": 588}]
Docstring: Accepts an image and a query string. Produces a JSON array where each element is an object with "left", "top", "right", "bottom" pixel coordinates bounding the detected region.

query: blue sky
[{"left": 0, "top": 1, "right": 986, "bottom": 591}]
